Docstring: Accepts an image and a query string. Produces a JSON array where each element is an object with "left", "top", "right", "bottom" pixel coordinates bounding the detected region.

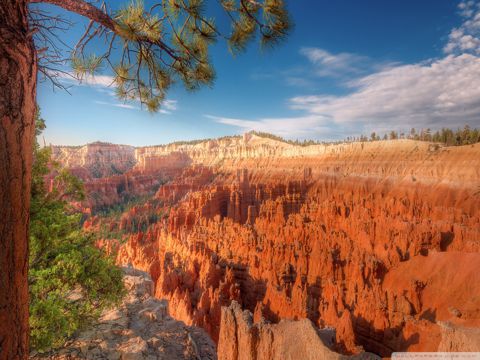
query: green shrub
[{"left": 29, "top": 110, "right": 125, "bottom": 352}]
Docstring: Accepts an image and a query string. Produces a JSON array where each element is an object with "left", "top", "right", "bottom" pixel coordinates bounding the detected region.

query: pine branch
[
  {"left": 30, "top": 0, "right": 117, "bottom": 30},
  {"left": 30, "top": 0, "right": 181, "bottom": 61}
]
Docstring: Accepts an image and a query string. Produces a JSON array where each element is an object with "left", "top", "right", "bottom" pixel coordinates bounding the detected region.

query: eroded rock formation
[
  {"left": 54, "top": 135, "right": 480, "bottom": 358},
  {"left": 218, "top": 301, "right": 379, "bottom": 360},
  {"left": 52, "top": 142, "right": 136, "bottom": 178}
]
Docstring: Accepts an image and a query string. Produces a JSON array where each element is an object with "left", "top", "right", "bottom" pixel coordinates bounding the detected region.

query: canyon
[{"left": 52, "top": 133, "right": 480, "bottom": 358}]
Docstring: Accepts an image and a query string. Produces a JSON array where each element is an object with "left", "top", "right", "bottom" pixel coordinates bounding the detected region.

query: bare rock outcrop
[
  {"left": 31, "top": 268, "right": 216, "bottom": 360},
  {"left": 217, "top": 301, "right": 379, "bottom": 360},
  {"left": 438, "top": 321, "right": 480, "bottom": 352}
]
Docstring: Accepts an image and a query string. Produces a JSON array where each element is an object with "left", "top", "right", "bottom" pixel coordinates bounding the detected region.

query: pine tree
[
  {"left": 410, "top": 128, "right": 416, "bottom": 139},
  {"left": 425, "top": 128, "right": 432, "bottom": 142}
]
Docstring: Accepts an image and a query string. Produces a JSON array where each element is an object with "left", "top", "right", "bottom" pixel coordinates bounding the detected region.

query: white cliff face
[
  {"left": 52, "top": 135, "right": 480, "bottom": 187},
  {"left": 133, "top": 135, "right": 290, "bottom": 169},
  {"left": 53, "top": 135, "right": 303, "bottom": 175},
  {"left": 133, "top": 134, "right": 390, "bottom": 170},
  {"left": 52, "top": 142, "right": 136, "bottom": 178}
]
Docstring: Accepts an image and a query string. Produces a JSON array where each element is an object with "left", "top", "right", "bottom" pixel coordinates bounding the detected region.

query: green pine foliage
[
  {"left": 430, "top": 125, "right": 480, "bottom": 146},
  {"left": 71, "top": 54, "right": 103, "bottom": 78},
  {"left": 69, "top": 0, "right": 292, "bottom": 113},
  {"left": 29, "top": 110, "right": 125, "bottom": 352}
]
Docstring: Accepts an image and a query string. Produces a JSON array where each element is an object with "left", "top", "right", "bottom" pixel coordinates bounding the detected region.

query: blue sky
[{"left": 36, "top": 0, "right": 480, "bottom": 146}]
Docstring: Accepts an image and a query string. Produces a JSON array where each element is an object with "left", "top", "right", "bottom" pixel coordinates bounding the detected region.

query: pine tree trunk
[{"left": 0, "top": 1, "right": 37, "bottom": 359}]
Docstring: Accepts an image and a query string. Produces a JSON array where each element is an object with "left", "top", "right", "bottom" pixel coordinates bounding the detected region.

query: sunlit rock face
[
  {"left": 217, "top": 300, "right": 381, "bottom": 360},
  {"left": 54, "top": 136, "right": 480, "bottom": 358},
  {"left": 52, "top": 142, "right": 136, "bottom": 178}
]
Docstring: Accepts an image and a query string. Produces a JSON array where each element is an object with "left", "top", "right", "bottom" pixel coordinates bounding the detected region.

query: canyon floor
[{"left": 50, "top": 134, "right": 480, "bottom": 358}]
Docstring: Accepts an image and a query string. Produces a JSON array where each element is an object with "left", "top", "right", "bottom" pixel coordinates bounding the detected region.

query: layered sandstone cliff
[
  {"left": 52, "top": 142, "right": 136, "bottom": 178},
  {"left": 54, "top": 135, "right": 480, "bottom": 358}
]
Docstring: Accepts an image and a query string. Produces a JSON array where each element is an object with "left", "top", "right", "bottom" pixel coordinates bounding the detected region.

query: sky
[{"left": 35, "top": 0, "right": 480, "bottom": 146}]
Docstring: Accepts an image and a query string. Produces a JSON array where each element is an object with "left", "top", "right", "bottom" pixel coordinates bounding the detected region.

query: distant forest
[
  {"left": 249, "top": 125, "right": 480, "bottom": 147},
  {"left": 59, "top": 125, "right": 480, "bottom": 148}
]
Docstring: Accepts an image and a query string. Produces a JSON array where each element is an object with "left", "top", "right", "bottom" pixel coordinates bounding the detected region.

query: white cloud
[
  {"left": 163, "top": 100, "right": 177, "bottom": 111},
  {"left": 94, "top": 100, "right": 137, "bottom": 110},
  {"left": 157, "top": 99, "right": 178, "bottom": 114},
  {"left": 80, "top": 74, "right": 115, "bottom": 87},
  {"left": 163, "top": 99, "right": 178, "bottom": 111},
  {"left": 205, "top": 114, "right": 334, "bottom": 138},
  {"left": 444, "top": 1, "right": 480, "bottom": 54},
  {"left": 459, "top": 0, "right": 476, "bottom": 18},
  {"left": 55, "top": 71, "right": 116, "bottom": 88},
  {"left": 250, "top": 48, "right": 396, "bottom": 88},
  {"left": 94, "top": 99, "right": 178, "bottom": 115},
  {"left": 289, "top": 54, "right": 480, "bottom": 129},
  {"left": 58, "top": 71, "right": 179, "bottom": 115},
  {"left": 300, "top": 47, "right": 369, "bottom": 77}
]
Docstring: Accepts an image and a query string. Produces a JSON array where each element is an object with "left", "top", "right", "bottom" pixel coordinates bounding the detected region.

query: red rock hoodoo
[{"left": 53, "top": 135, "right": 480, "bottom": 358}]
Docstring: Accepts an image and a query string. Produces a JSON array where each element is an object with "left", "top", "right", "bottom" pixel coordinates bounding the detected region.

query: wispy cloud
[
  {"left": 159, "top": 99, "right": 178, "bottom": 114},
  {"left": 285, "top": 76, "right": 316, "bottom": 88},
  {"left": 94, "top": 100, "right": 138, "bottom": 110},
  {"left": 205, "top": 114, "right": 333, "bottom": 138},
  {"left": 58, "top": 71, "right": 179, "bottom": 115},
  {"left": 163, "top": 99, "right": 178, "bottom": 111},
  {"left": 444, "top": 0, "right": 480, "bottom": 54},
  {"left": 94, "top": 98, "right": 179, "bottom": 114},
  {"left": 55, "top": 71, "right": 116, "bottom": 88},
  {"left": 290, "top": 54, "right": 480, "bottom": 129},
  {"left": 80, "top": 74, "right": 116, "bottom": 87},
  {"left": 300, "top": 47, "right": 369, "bottom": 78},
  {"left": 212, "top": 53, "right": 480, "bottom": 139},
  {"left": 251, "top": 47, "right": 392, "bottom": 88}
]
